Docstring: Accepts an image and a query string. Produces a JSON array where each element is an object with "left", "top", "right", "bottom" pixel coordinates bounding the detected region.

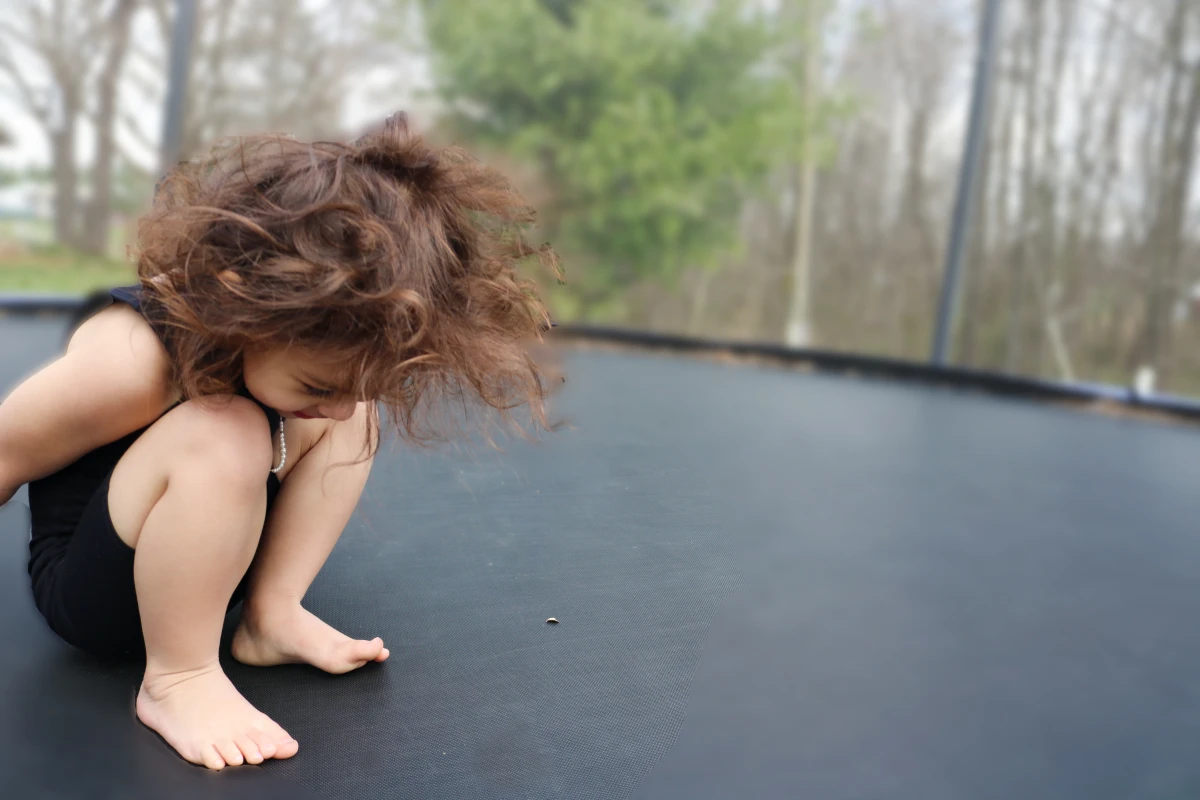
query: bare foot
[
  {"left": 232, "top": 603, "right": 389, "bottom": 674},
  {"left": 136, "top": 663, "right": 299, "bottom": 770}
]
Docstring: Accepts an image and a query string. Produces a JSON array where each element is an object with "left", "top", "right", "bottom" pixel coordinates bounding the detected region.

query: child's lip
[{"left": 293, "top": 410, "right": 318, "bottom": 419}]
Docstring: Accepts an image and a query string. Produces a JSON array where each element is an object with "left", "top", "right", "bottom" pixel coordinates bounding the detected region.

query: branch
[
  {"left": 1078, "top": 0, "right": 1188, "bottom": 71},
  {"left": 128, "top": 39, "right": 161, "bottom": 69},
  {"left": 119, "top": 109, "right": 158, "bottom": 152},
  {"left": 116, "top": 142, "right": 157, "bottom": 181},
  {"left": 24, "top": 0, "right": 44, "bottom": 37},
  {"left": 0, "top": 45, "right": 50, "bottom": 122},
  {"left": 0, "top": 19, "right": 36, "bottom": 46},
  {"left": 73, "top": 0, "right": 118, "bottom": 60},
  {"left": 143, "top": 0, "right": 171, "bottom": 44},
  {"left": 123, "top": 59, "right": 163, "bottom": 103}
]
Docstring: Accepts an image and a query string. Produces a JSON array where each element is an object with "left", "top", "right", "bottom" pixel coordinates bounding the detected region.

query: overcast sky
[
  {"left": 6, "top": 0, "right": 1080, "bottom": 210},
  {"left": 0, "top": 0, "right": 431, "bottom": 172}
]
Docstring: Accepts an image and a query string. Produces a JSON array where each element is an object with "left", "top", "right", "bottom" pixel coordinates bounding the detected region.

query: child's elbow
[{"left": 0, "top": 452, "right": 19, "bottom": 506}]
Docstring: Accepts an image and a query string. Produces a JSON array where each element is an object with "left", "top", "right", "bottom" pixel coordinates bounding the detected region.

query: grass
[
  {"left": 0, "top": 248, "right": 136, "bottom": 294},
  {"left": 0, "top": 219, "right": 136, "bottom": 294}
]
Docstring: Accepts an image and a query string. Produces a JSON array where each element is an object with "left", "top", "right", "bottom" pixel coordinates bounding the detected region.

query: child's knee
[
  {"left": 108, "top": 396, "right": 273, "bottom": 549},
  {"left": 170, "top": 396, "right": 275, "bottom": 483}
]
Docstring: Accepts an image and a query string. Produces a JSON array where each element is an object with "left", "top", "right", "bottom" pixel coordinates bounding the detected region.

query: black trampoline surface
[{"left": 6, "top": 313, "right": 1200, "bottom": 799}]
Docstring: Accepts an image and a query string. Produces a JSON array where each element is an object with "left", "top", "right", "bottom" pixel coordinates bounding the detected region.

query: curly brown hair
[{"left": 133, "top": 112, "right": 562, "bottom": 453}]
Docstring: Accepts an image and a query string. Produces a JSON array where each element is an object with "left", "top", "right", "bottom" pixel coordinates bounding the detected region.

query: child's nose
[{"left": 319, "top": 400, "right": 357, "bottom": 421}]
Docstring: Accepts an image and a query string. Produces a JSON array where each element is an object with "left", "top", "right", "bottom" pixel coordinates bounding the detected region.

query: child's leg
[
  {"left": 231, "top": 403, "right": 389, "bottom": 673},
  {"left": 106, "top": 395, "right": 299, "bottom": 770}
]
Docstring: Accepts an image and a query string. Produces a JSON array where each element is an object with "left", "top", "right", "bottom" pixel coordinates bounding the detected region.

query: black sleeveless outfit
[{"left": 26, "top": 285, "right": 282, "bottom": 659}]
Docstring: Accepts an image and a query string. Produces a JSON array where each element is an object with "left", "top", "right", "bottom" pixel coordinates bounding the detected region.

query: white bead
[{"left": 270, "top": 418, "right": 287, "bottom": 474}]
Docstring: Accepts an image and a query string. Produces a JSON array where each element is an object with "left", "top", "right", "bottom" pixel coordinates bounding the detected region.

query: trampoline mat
[{"left": 6, "top": 314, "right": 1200, "bottom": 799}]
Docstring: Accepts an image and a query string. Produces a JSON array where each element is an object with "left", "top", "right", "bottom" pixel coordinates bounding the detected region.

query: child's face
[{"left": 242, "top": 346, "right": 360, "bottom": 421}]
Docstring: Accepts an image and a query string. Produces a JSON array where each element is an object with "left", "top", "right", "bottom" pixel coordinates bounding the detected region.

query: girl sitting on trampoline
[{"left": 0, "top": 113, "right": 559, "bottom": 770}]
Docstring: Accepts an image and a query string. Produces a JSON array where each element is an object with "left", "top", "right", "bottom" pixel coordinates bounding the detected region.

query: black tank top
[
  {"left": 27, "top": 285, "right": 282, "bottom": 585},
  {"left": 105, "top": 285, "right": 282, "bottom": 428}
]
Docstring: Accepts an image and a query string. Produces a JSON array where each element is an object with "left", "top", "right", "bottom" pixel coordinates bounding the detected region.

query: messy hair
[{"left": 134, "top": 112, "right": 562, "bottom": 454}]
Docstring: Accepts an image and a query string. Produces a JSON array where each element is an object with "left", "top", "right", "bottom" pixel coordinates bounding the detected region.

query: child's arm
[{"left": 0, "top": 306, "right": 177, "bottom": 501}]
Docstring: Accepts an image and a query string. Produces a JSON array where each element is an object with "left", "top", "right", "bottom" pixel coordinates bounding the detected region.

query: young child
[{"left": 0, "top": 113, "right": 559, "bottom": 771}]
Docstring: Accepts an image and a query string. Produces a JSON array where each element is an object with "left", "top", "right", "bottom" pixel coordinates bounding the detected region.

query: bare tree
[
  {"left": 547, "top": 0, "right": 1200, "bottom": 400},
  {"left": 127, "top": 0, "right": 391, "bottom": 169},
  {"left": 0, "top": 0, "right": 124, "bottom": 250},
  {"left": 782, "top": 0, "right": 826, "bottom": 347},
  {"left": 1130, "top": 0, "right": 1200, "bottom": 385},
  {"left": 670, "top": 0, "right": 1200, "bottom": 396},
  {"left": 80, "top": 0, "right": 139, "bottom": 254},
  {"left": 0, "top": 0, "right": 391, "bottom": 255},
  {"left": 886, "top": 0, "right": 958, "bottom": 272}
]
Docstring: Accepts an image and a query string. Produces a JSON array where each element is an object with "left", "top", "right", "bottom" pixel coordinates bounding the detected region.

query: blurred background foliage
[
  {"left": 419, "top": 0, "right": 850, "bottom": 320},
  {"left": 2, "top": 0, "right": 1200, "bottom": 396}
]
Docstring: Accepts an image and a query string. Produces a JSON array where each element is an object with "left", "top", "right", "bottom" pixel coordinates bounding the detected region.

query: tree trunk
[
  {"left": 959, "top": 95, "right": 994, "bottom": 364},
  {"left": 1029, "top": 0, "right": 1075, "bottom": 377},
  {"left": 980, "top": 26, "right": 1017, "bottom": 365},
  {"left": 898, "top": 103, "right": 935, "bottom": 270},
  {"left": 1004, "top": 0, "right": 1043, "bottom": 373},
  {"left": 1063, "top": 0, "right": 1117, "bottom": 313},
  {"left": 784, "top": 0, "right": 820, "bottom": 347},
  {"left": 50, "top": 80, "right": 81, "bottom": 249},
  {"left": 80, "top": 0, "right": 140, "bottom": 256},
  {"left": 1130, "top": 0, "right": 1192, "bottom": 379},
  {"left": 1146, "top": 65, "right": 1200, "bottom": 381},
  {"left": 960, "top": 0, "right": 1010, "bottom": 365}
]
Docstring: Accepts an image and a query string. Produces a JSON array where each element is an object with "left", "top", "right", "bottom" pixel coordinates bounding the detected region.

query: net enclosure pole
[
  {"left": 930, "top": 0, "right": 1004, "bottom": 365},
  {"left": 160, "top": 0, "right": 197, "bottom": 176}
]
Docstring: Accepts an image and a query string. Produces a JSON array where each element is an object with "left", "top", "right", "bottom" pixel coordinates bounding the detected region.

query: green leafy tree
[{"left": 417, "top": 0, "right": 823, "bottom": 311}]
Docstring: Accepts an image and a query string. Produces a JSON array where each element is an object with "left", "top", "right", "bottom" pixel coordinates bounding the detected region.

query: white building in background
[
  {"left": 0, "top": 181, "right": 53, "bottom": 248},
  {"left": 0, "top": 180, "right": 53, "bottom": 220}
]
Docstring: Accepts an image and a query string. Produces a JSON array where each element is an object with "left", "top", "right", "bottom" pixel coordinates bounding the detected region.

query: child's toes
[
  {"left": 248, "top": 729, "right": 276, "bottom": 758},
  {"left": 215, "top": 739, "right": 244, "bottom": 767},
  {"left": 274, "top": 735, "right": 299, "bottom": 759},
  {"left": 342, "top": 638, "right": 384, "bottom": 667},
  {"left": 202, "top": 746, "right": 226, "bottom": 771},
  {"left": 235, "top": 735, "right": 263, "bottom": 765},
  {"left": 247, "top": 720, "right": 295, "bottom": 759}
]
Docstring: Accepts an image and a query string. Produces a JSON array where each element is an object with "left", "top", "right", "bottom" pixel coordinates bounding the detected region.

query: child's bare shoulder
[
  {"left": 0, "top": 302, "right": 179, "bottom": 487},
  {"left": 65, "top": 302, "right": 177, "bottom": 402}
]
